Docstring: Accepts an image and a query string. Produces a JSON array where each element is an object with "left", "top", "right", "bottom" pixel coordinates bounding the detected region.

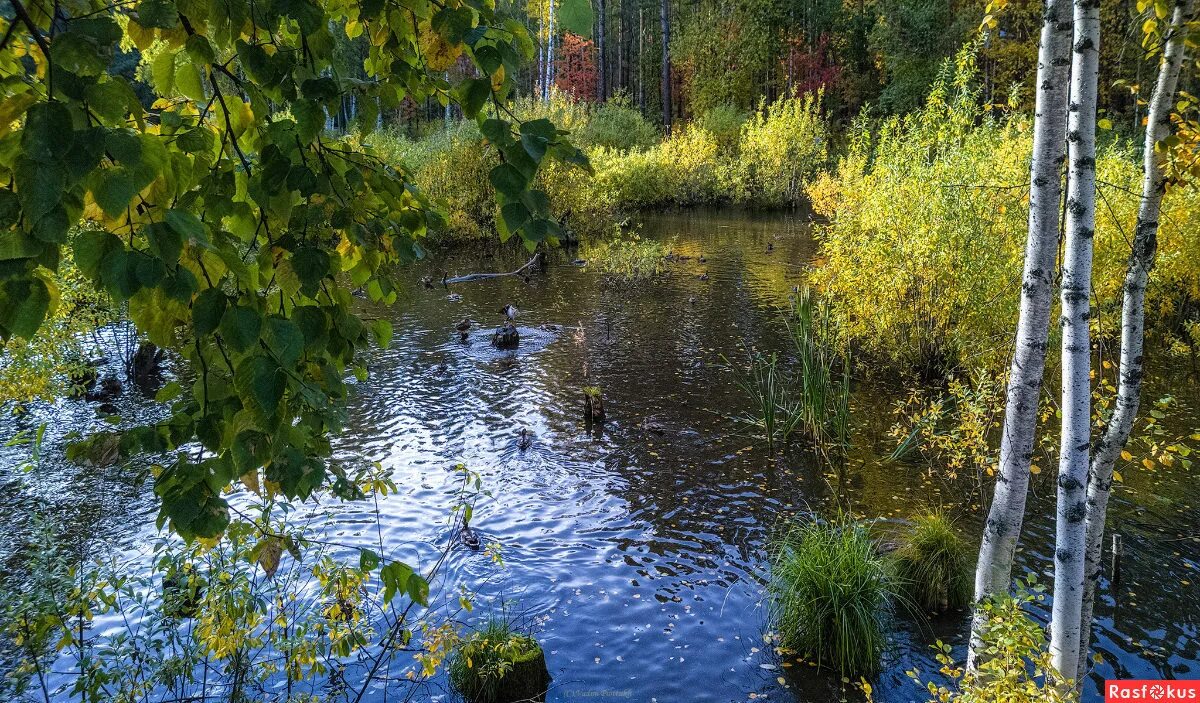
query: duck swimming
[
  {"left": 459, "top": 515, "right": 482, "bottom": 550},
  {"left": 455, "top": 317, "right": 472, "bottom": 340},
  {"left": 499, "top": 303, "right": 519, "bottom": 321},
  {"left": 517, "top": 427, "right": 532, "bottom": 451}
]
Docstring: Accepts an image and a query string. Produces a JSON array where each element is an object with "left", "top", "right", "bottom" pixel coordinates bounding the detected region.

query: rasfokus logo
[{"left": 1106, "top": 681, "right": 1200, "bottom": 701}]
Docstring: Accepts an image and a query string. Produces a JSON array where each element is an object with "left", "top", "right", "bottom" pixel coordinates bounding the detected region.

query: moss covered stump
[{"left": 449, "top": 625, "right": 550, "bottom": 703}]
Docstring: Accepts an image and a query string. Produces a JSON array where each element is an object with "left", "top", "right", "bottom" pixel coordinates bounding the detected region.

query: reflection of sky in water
[{"left": 1, "top": 208, "right": 1198, "bottom": 702}]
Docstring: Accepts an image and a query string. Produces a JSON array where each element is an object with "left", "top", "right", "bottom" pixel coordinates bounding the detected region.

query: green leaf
[
  {"left": 489, "top": 164, "right": 527, "bottom": 199},
  {"left": 290, "top": 246, "right": 329, "bottom": 297},
  {"left": 0, "top": 277, "right": 51, "bottom": 338},
  {"left": 146, "top": 222, "right": 183, "bottom": 263},
  {"left": 500, "top": 201, "right": 530, "bottom": 234},
  {"left": 192, "top": 288, "right": 228, "bottom": 336},
  {"left": 265, "top": 317, "right": 304, "bottom": 367},
  {"left": 558, "top": 0, "right": 594, "bottom": 38},
  {"left": 165, "top": 209, "right": 208, "bottom": 242},
  {"left": 21, "top": 102, "right": 73, "bottom": 163},
  {"left": 359, "top": 548, "right": 380, "bottom": 571},
  {"left": 370, "top": 319, "right": 393, "bottom": 349},
  {"left": 0, "top": 230, "right": 44, "bottom": 260},
  {"left": 380, "top": 561, "right": 414, "bottom": 603},
  {"left": 456, "top": 78, "right": 492, "bottom": 119},
  {"left": 73, "top": 230, "right": 121, "bottom": 280},
  {"left": 237, "top": 354, "right": 284, "bottom": 417},
  {"left": 220, "top": 305, "right": 262, "bottom": 353},
  {"left": 136, "top": 0, "right": 179, "bottom": 29}
]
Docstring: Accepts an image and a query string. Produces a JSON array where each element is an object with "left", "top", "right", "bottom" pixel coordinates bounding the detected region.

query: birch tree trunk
[
  {"left": 967, "top": 0, "right": 1072, "bottom": 669},
  {"left": 660, "top": 0, "right": 671, "bottom": 131},
  {"left": 1075, "top": 0, "right": 1197, "bottom": 679},
  {"left": 1048, "top": 0, "right": 1100, "bottom": 679}
]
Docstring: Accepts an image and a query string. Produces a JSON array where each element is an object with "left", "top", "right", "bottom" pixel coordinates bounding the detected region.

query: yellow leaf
[
  {"left": 1142, "top": 457, "right": 1155, "bottom": 470},
  {"left": 1121, "top": 450, "right": 1133, "bottom": 461},
  {"left": 1113, "top": 470, "right": 1122, "bottom": 482},
  {"left": 1029, "top": 465, "right": 1041, "bottom": 475}
]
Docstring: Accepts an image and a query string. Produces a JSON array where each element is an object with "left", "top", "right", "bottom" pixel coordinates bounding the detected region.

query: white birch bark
[
  {"left": 967, "top": 0, "right": 1072, "bottom": 669},
  {"left": 1048, "top": 0, "right": 1100, "bottom": 679},
  {"left": 1075, "top": 0, "right": 1197, "bottom": 679}
]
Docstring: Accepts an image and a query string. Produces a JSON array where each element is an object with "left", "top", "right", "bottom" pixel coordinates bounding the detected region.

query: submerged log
[{"left": 444, "top": 253, "right": 543, "bottom": 285}]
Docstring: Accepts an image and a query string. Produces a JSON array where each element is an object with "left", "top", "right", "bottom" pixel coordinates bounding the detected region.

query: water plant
[
  {"left": 581, "top": 230, "right": 670, "bottom": 281},
  {"left": 447, "top": 618, "right": 550, "bottom": 703},
  {"left": 785, "top": 287, "right": 851, "bottom": 453},
  {"left": 726, "top": 351, "right": 802, "bottom": 452},
  {"left": 768, "top": 519, "right": 895, "bottom": 675},
  {"left": 892, "top": 510, "right": 972, "bottom": 613}
]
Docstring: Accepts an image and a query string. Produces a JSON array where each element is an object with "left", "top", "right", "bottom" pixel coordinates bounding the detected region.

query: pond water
[{"left": 1, "top": 209, "right": 1198, "bottom": 702}]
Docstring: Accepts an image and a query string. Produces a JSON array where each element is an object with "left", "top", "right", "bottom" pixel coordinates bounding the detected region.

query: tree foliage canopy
[{"left": 0, "top": 0, "right": 585, "bottom": 543}]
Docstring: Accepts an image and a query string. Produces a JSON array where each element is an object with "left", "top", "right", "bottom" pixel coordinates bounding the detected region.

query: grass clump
[
  {"left": 447, "top": 619, "right": 550, "bottom": 703},
  {"left": 768, "top": 519, "right": 894, "bottom": 675},
  {"left": 892, "top": 510, "right": 972, "bottom": 613}
]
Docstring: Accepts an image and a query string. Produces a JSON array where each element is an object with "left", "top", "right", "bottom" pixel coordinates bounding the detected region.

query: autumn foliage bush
[{"left": 809, "top": 49, "right": 1200, "bottom": 373}]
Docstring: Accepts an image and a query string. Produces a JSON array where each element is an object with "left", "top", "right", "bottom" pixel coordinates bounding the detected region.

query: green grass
[
  {"left": 786, "top": 286, "right": 851, "bottom": 453},
  {"left": 447, "top": 618, "right": 548, "bottom": 703},
  {"left": 768, "top": 519, "right": 894, "bottom": 675},
  {"left": 892, "top": 510, "right": 972, "bottom": 613}
]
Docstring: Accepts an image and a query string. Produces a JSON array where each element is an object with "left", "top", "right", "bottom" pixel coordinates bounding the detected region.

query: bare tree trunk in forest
[
  {"left": 1075, "top": 0, "right": 1197, "bottom": 679},
  {"left": 638, "top": 7, "right": 646, "bottom": 112},
  {"left": 660, "top": 0, "right": 671, "bottom": 131},
  {"left": 967, "top": 0, "right": 1072, "bottom": 669},
  {"left": 1048, "top": 0, "right": 1100, "bottom": 680},
  {"left": 597, "top": 0, "right": 607, "bottom": 101}
]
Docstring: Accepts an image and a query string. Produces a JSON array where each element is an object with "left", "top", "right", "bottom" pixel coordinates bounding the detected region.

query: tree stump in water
[
  {"left": 130, "top": 342, "right": 165, "bottom": 393},
  {"left": 584, "top": 387, "right": 605, "bottom": 423},
  {"left": 492, "top": 322, "right": 520, "bottom": 349}
]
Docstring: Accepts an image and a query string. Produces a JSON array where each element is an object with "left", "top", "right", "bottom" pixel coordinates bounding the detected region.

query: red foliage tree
[
  {"left": 783, "top": 34, "right": 841, "bottom": 97},
  {"left": 555, "top": 32, "right": 599, "bottom": 102}
]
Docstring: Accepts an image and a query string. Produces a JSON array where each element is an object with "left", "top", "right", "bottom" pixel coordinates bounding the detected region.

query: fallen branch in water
[{"left": 442, "top": 252, "right": 542, "bottom": 285}]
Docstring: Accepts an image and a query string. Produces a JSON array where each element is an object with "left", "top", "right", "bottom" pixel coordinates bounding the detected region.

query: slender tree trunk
[
  {"left": 1075, "top": 0, "right": 1197, "bottom": 679},
  {"left": 537, "top": 12, "right": 546, "bottom": 99},
  {"left": 967, "top": 0, "right": 1073, "bottom": 669},
  {"left": 638, "top": 7, "right": 646, "bottom": 113},
  {"left": 660, "top": 0, "right": 671, "bottom": 131},
  {"left": 547, "top": 0, "right": 557, "bottom": 100},
  {"left": 1049, "top": 0, "right": 1100, "bottom": 680},
  {"left": 597, "top": 0, "right": 607, "bottom": 100}
]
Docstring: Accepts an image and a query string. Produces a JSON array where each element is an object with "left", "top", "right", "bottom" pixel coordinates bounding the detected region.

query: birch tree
[
  {"left": 968, "top": 0, "right": 1072, "bottom": 668},
  {"left": 1074, "top": 0, "right": 1197, "bottom": 678},
  {"left": 660, "top": 0, "right": 672, "bottom": 130},
  {"left": 1048, "top": 0, "right": 1100, "bottom": 678}
]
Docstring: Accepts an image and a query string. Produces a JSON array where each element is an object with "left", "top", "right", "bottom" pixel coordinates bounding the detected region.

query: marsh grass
[
  {"left": 726, "top": 287, "right": 851, "bottom": 455},
  {"left": 768, "top": 519, "right": 895, "bottom": 675},
  {"left": 726, "top": 351, "right": 802, "bottom": 452},
  {"left": 786, "top": 286, "right": 851, "bottom": 453},
  {"left": 892, "top": 510, "right": 972, "bottom": 613}
]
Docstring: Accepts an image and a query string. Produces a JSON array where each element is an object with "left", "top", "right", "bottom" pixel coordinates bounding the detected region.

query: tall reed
[{"left": 785, "top": 287, "right": 851, "bottom": 453}]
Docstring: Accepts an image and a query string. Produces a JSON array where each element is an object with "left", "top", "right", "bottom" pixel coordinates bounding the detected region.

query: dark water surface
[{"left": 1, "top": 209, "right": 1198, "bottom": 702}]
